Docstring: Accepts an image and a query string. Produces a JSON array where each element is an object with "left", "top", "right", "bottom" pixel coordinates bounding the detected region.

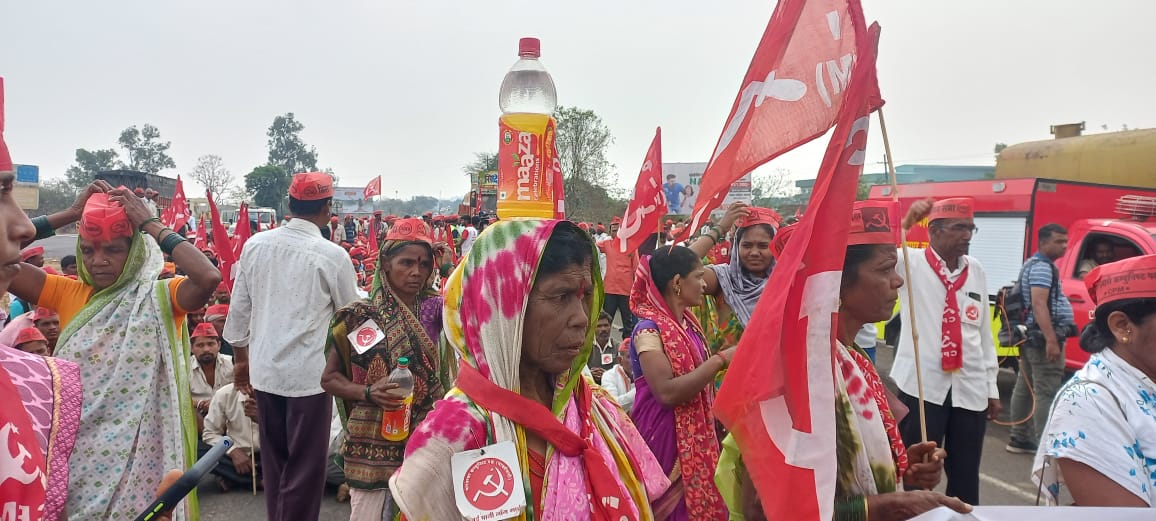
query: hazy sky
[{"left": 4, "top": 1, "right": 1154, "bottom": 200}]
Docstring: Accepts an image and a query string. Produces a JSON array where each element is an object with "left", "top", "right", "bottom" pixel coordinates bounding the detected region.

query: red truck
[{"left": 869, "top": 178, "right": 1156, "bottom": 371}]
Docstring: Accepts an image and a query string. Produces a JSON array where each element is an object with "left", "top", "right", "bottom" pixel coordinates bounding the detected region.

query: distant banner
[
  {"left": 662, "top": 162, "right": 751, "bottom": 216},
  {"left": 476, "top": 171, "right": 498, "bottom": 195}
]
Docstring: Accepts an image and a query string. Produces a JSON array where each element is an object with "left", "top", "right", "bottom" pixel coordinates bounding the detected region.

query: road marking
[{"left": 980, "top": 472, "right": 1039, "bottom": 502}]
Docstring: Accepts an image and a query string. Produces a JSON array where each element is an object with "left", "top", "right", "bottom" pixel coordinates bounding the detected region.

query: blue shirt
[
  {"left": 664, "top": 182, "right": 684, "bottom": 212},
  {"left": 1021, "top": 252, "right": 1075, "bottom": 328}
]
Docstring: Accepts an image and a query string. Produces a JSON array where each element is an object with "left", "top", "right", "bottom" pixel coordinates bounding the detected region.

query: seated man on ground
[
  {"left": 189, "top": 322, "right": 234, "bottom": 423},
  {"left": 202, "top": 382, "right": 261, "bottom": 492}
]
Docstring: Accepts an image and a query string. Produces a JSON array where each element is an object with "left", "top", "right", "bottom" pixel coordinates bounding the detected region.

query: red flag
[
  {"left": 194, "top": 214, "right": 208, "bottom": 251},
  {"left": 614, "top": 127, "right": 664, "bottom": 253},
  {"left": 364, "top": 175, "right": 382, "bottom": 199},
  {"left": 713, "top": 19, "right": 879, "bottom": 521},
  {"left": 160, "top": 175, "right": 191, "bottom": 231},
  {"left": 552, "top": 154, "right": 565, "bottom": 220},
  {"left": 0, "top": 77, "right": 13, "bottom": 173},
  {"left": 268, "top": 212, "right": 277, "bottom": 229},
  {"left": 233, "top": 202, "right": 252, "bottom": 259},
  {"left": 682, "top": 0, "right": 866, "bottom": 240},
  {"left": 207, "top": 190, "right": 237, "bottom": 289},
  {"left": 0, "top": 364, "right": 47, "bottom": 518}
]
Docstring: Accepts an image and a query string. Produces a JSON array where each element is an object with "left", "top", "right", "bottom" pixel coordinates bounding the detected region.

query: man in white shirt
[
  {"left": 460, "top": 217, "right": 480, "bottom": 257},
  {"left": 600, "top": 340, "right": 635, "bottom": 413},
  {"left": 890, "top": 197, "right": 999, "bottom": 506},
  {"left": 202, "top": 383, "right": 260, "bottom": 492},
  {"left": 225, "top": 172, "right": 360, "bottom": 521},
  {"left": 585, "top": 312, "right": 617, "bottom": 383},
  {"left": 189, "top": 322, "right": 233, "bottom": 418}
]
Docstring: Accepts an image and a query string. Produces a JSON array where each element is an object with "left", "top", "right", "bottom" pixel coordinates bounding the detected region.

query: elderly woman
[
  {"left": 1032, "top": 254, "right": 1156, "bottom": 507},
  {"left": 390, "top": 219, "right": 669, "bottom": 520},
  {"left": 721, "top": 201, "right": 971, "bottom": 520},
  {"left": 9, "top": 182, "right": 221, "bottom": 520},
  {"left": 687, "top": 203, "right": 776, "bottom": 352},
  {"left": 628, "top": 244, "right": 733, "bottom": 519},
  {"left": 322, "top": 218, "right": 454, "bottom": 521}
]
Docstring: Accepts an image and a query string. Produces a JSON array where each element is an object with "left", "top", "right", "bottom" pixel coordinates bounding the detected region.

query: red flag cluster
[
  {"left": 160, "top": 176, "right": 191, "bottom": 232},
  {"left": 711, "top": 2, "right": 881, "bottom": 520},
  {"left": 615, "top": 127, "right": 664, "bottom": 254},
  {"left": 207, "top": 190, "right": 237, "bottom": 290},
  {"left": 680, "top": 0, "right": 866, "bottom": 240}
]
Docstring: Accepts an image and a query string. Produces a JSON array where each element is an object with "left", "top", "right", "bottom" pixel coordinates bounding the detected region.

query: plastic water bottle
[
  {"left": 380, "top": 357, "right": 414, "bottom": 442},
  {"left": 498, "top": 37, "right": 557, "bottom": 115},
  {"left": 496, "top": 37, "right": 560, "bottom": 220}
]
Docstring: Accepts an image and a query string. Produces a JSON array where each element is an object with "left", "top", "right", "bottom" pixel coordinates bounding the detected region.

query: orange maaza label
[
  {"left": 381, "top": 394, "right": 414, "bottom": 442},
  {"left": 497, "top": 113, "right": 557, "bottom": 219}
]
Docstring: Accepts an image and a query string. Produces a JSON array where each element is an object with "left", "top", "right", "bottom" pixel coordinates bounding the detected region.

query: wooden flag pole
[
  {"left": 249, "top": 419, "right": 258, "bottom": 496},
  {"left": 878, "top": 108, "right": 928, "bottom": 445}
]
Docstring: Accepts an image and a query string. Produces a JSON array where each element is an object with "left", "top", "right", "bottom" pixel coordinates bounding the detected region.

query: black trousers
[
  {"left": 603, "top": 293, "right": 635, "bottom": 338},
  {"left": 897, "top": 390, "right": 987, "bottom": 505},
  {"left": 256, "top": 391, "right": 332, "bottom": 521}
]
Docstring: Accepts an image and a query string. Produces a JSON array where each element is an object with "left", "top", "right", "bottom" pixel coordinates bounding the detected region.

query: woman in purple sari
[{"left": 630, "top": 245, "right": 733, "bottom": 520}]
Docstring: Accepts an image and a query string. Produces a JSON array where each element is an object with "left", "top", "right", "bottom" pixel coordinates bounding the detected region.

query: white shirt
[
  {"left": 461, "top": 226, "right": 479, "bottom": 256},
  {"left": 600, "top": 366, "right": 635, "bottom": 413},
  {"left": 889, "top": 247, "right": 999, "bottom": 412},
  {"left": 224, "top": 218, "right": 361, "bottom": 397},
  {"left": 190, "top": 354, "right": 234, "bottom": 404},
  {"left": 202, "top": 383, "right": 260, "bottom": 455}
]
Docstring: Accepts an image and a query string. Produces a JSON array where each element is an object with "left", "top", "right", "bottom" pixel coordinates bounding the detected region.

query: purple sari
[{"left": 629, "top": 319, "right": 710, "bottom": 521}]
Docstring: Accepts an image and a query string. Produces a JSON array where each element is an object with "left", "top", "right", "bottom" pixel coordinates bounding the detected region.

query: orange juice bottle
[
  {"left": 380, "top": 357, "right": 414, "bottom": 442},
  {"left": 497, "top": 37, "right": 559, "bottom": 220}
]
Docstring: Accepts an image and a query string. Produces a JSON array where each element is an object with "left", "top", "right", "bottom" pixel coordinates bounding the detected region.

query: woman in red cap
[
  {"left": 322, "top": 218, "right": 453, "bottom": 520},
  {"left": 1032, "top": 254, "right": 1156, "bottom": 508},
  {"left": 8, "top": 181, "right": 221, "bottom": 520},
  {"left": 12, "top": 326, "right": 48, "bottom": 356}
]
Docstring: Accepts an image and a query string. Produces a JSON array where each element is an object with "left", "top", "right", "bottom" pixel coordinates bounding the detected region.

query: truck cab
[{"left": 1055, "top": 210, "right": 1156, "bottom": 370}]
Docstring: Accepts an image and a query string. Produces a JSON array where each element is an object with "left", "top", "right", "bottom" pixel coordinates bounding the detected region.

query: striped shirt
[{"left": 1021, "top": 253, "right": 1075, "bottom": 328}]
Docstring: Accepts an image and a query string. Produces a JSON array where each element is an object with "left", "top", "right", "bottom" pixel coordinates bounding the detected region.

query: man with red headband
[
  {"left": 225, "top": 172, "right": 360, "bottom": 520},
  {"left": 892, "top": 197, "right": 999, "bottom": 505},
  {"left": 190, "top": 322, "right": 233, "bottom": 418},
  {"left": 32, "top": 307, "right": 60, "bottom": 354}
]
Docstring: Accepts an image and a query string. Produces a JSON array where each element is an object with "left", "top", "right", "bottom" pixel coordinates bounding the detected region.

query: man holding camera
[{"left": 1006, "top": 224, "right": 1076, "bottom": 454}]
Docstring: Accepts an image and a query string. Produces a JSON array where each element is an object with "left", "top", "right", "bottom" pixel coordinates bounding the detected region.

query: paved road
[
  {"left": 39, "top": 233, "right": 78, "bottom": 261},
  {"left": 196, "top": 342, "right": 1054, "bottom": 519}
]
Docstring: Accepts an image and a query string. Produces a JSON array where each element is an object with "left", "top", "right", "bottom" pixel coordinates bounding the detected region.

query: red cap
[
  {"left": 385, "top": 218, "right": 433, "bottom": 244},
  {"left": 133, "top": 187, "right": 145, "bottom": 196},
  {"left": 80, "top": 192, "right": 133, "bottom": 243},
  {"left": 204, "top": 304, "right": 229, "bottom": 319},
  {"left": 349, "top": 247, "right": 366, "bottom": 258},
  {"left": 33, "top": 307, "right": 57, "bottom": 321},
  {"left": 20, "top": 246, "right": 44, "bottom": 261},
  {"left": 1085, "top": 254, "right": 1156, "bottom": 306},
  {"left": 929, "top": 197, "right": 975, "bottom": 222},
  {"left": 14, "top": 327, "right": 46, "bottom": 346},
  {"left": 611, "top": 216, "right": 622, "bottom": 224},
  {"left": 738, "top": 207, "right": 781, "bottom": 229},
  {"left": 618, "top": 338, "right": 631, "bottom": 354},
  {"left": 771, "top": 223, "right": 798, "bottom": 259},
  {"left": 665, "top": 219, "right": 673, "bottom": 225},
  {"left": 578, "top": 222, "right": 589, "bottom": 231},
  {"left": 848, "top": 200, "right": 901, "bottom": 246},
  {"left": 288, "top": 172, "right": 334, "bottom": 201},
  {"left": 373, "top": 210, "right": 383, "bottom": 215},
  {"left": 518, "top": 37, "right": 541, "bottom": 58},
  {"left": 330, "top": 216, "right": 339, "bottom": 224},
  {"left": 191, "top": 322, "right": 219, "bottom": 339},
  {"left": 596, "top": 224, "right": 606, "bottom": 233}
]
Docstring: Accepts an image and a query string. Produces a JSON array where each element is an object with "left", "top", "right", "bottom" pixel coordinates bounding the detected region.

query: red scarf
[
  {"left": 0, "top": 364, "right": 47, "bottom": 518},
  {"left": 845, "top": 346, "right": 909, "bottom": 482},
  {"left": 456, "top": 362, "right": 637, "bottom": 521},
  {"left": 924, "top": 248, "right": 969, "bottom": 371}
]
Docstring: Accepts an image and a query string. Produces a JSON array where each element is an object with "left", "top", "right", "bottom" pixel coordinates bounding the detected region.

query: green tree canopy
[
  {"left": 267, "top": 113, "right": 319, "bottom": 175},
  {"left": 462, "top": 152, "right": 498, "bottom": 175},
  {"left": 64, "top": 148, "right": 120, "bottom": 192},
  {"left": 118, "top": 124, "right": 177, "bottom": 173},
  {"left": 245, "top": 165, "right": 290, "bottom": 212},
  {"left": 554, "top": 105, "right": 616, "bottom": 216}
]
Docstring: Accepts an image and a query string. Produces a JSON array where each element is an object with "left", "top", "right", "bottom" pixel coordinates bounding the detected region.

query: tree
[
  {"left": 461, "top": 152, "right": 498, "bottom": 175},
  {"left": 37, "top": 179, "right": 80, "bottom": 215},
  {"left": 188, "top": 154, "right": 234, "bottom": 198},
  {"left": 751, "top": 168, "right": 796, "bottom": 207},
  {"left": 64, "top": 148, "right": 119, "bottom": 192},
  {"left": 553, "top": 105, "right": 616, "bottom": 214},
  {"left": 267, "top": 113, "right": 319, "bottom": 176},
  {"left": 118, "top": 124, "right": 176, "bottom": 173},
  {"left": 564, "top": 177, "right": 627, "bottom": 224},
  {"left": 245, "top": 165, "right": 290, "bottom": 212}
]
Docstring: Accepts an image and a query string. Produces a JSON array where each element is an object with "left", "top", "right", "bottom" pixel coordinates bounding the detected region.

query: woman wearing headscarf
[
  {"left": 687, "top": 203, "right": 776, "bottom": 353},
  {"left": 719, "top": 201, "right": 971, "bottom": 521},
  {"left": 629, "top": 245, "right": 732, "bottom": 520},
  {"left": 1032, "top": 254, "right": 1156, "bottom": 507},
  {"left": 390, "top": 219, "right": 669, "bottom": 521},
  {"left": 8, "top": 183, "right": 221, "bottom": 520},
  {"left": 322, "top": 218, "right": 454, "bottom": 521}
]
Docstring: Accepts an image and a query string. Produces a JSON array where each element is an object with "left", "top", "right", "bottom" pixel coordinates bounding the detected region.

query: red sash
[{"left": 924, "top": 248, "right": 969, "bottom": 371}]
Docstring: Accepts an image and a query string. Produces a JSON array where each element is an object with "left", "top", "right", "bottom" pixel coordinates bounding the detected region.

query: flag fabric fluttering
[
  {"left": 364, "top": 175, "right": 382, "bottom": 199},
  {"left": 680, "top": 0, "right": 865, "bottom": 241},
  {"left": 233, "top": 202, "right": 252, "bottom": 260},
  {"left": 713, "top": 15, "right": 880, "bottom": 521},
  {"left": 615, "top": 127, "right": 665, "bottom": 254},
  {"left": 160, "top": 175, "right": 191, "bottom": 232},
  {"left": 193, "top": 214, "right": 208, "bottom": 251},
  {"left": 207, "top": 190, "right": 237, "bottom": 290}
]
